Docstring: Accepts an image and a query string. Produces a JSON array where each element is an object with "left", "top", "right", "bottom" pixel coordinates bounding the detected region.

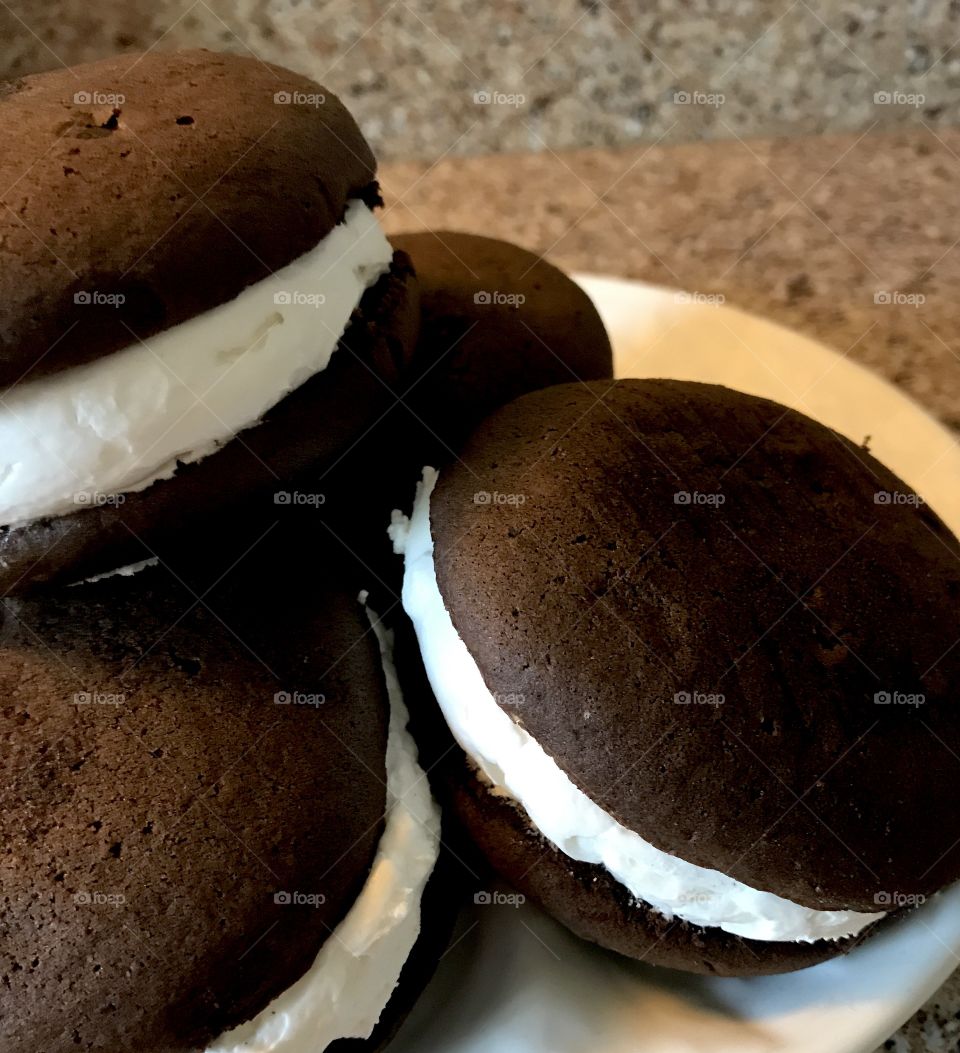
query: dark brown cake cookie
[
  {"left": 0, "top": 49, "right": 375, "bottom": 383},
  {"left": 0, "top": 547, "right": 443, "bottom": 1050},
  {"left": 327, "top": 230, "right": 613, "bottom": 598},
  {"left": 405, "top": 378, "right": 960, "bottom": 972},
  {"left": 0, "top": 51, "right": 419, "bottom": 596},
  {"left": 389, "top": 231, "right": 613, "bottom": 458}
]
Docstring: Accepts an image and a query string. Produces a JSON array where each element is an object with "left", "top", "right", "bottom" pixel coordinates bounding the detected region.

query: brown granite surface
[
  {"left": 381, "top": 127, "right": 960, "bottom": 439},
  {"left": 0, "top": 1, "right": 956, "bottom": 161},
  {"left": 379, "top": 129, "right": 960, "bottom": 1053}
]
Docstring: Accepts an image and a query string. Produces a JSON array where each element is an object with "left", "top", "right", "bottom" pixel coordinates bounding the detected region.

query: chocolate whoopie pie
[
  {"left": 391, "top": 378, "right": 960, "bottom": 976},
  {"left": 388, "top": 232, "right": 612, "bottom": 458},
  {"left": 0, "top": 545, "right": 449, "bottom": 1050},
  {"left": 303, "top": 231, "right": 615, "bottom": 598},
  {"left": 0, "top": 50, "right": 418, "bottom": 594}
]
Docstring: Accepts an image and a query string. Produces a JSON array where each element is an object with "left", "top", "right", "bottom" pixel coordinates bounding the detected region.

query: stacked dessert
[
  {"left": 4, "top": 41, "right": 960, "bottom": 1053},
  {"left": 0, "top": 50, "right": 439, "bottom": 1052}
]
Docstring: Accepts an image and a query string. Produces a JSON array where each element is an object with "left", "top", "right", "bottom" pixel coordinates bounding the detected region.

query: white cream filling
[
  {"left": 0, "top": 200, "right": 392, "bottom": 528},
  {"left": 209, "top": 597, "right": 441, "bottom": 1052},
  {"left": 390, "top": 468, "right": 885, "bottom": 943},
  {"left": 69, "top": 558, "right": 160, "bottom": 586}
]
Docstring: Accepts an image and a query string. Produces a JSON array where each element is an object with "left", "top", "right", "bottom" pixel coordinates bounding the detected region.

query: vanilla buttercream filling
[
  {"left": 208, "top": 598, "right": 441, "bottom": 1052},
  {"left": 0, "top": 200, "right": 392, "bottom": 528},
  {"left": 390, "top": 468, "right": 885, "bottom": 943}
]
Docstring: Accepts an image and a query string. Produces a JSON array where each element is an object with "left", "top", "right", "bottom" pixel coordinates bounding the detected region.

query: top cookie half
[{"left": 0, "top": 49, "right": 376, "bottom": 386}]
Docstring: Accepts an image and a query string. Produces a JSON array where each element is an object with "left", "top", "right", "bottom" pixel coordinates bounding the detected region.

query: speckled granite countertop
[
  {"left": 1, "top": 0, "right": 956, "bottom": 161},
  {"left": 381, "top": 127, "right": 960, "bottom": 437},
  {"left": 380, "top": 129, "right": 960, "bottom": 1053}
]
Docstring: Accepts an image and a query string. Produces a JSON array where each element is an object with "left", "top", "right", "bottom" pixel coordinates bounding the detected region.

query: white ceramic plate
[{"left": 388, "top": 275, "right": 960, "bottom": 1053}]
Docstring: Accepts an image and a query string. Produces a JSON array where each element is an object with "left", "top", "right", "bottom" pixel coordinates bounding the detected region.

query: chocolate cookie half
[
  {"left": 391, "top": 378, "right": 960, "bottom": 975},
  {"left": 0, "top": 553, "right": 446, "bottom": 1049},
  {"left": 0, "top": 50, "right": 418, "bottom": 594},
  {"left": 389, "top": 232, "right": 612, "bottom": 458},
  {"left": 334, "top": 231, "right": 612, "bottom": 595}
]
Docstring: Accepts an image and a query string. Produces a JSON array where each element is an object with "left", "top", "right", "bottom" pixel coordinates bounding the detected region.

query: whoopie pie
[
  {"left": 389, "top": 231, "right": 613, "bottom": 459},
  {"left": 0, "top": 540, "right": 450, "bottom": 1050},
  {"left": 322, "top": 231, "right": 614, "bottom": 594},
  {"left": 0, "top": 49, "right": 418, "bottom": 594},
  {"left": 392, "top": 378, "right": 960, "bottom": 976}
]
